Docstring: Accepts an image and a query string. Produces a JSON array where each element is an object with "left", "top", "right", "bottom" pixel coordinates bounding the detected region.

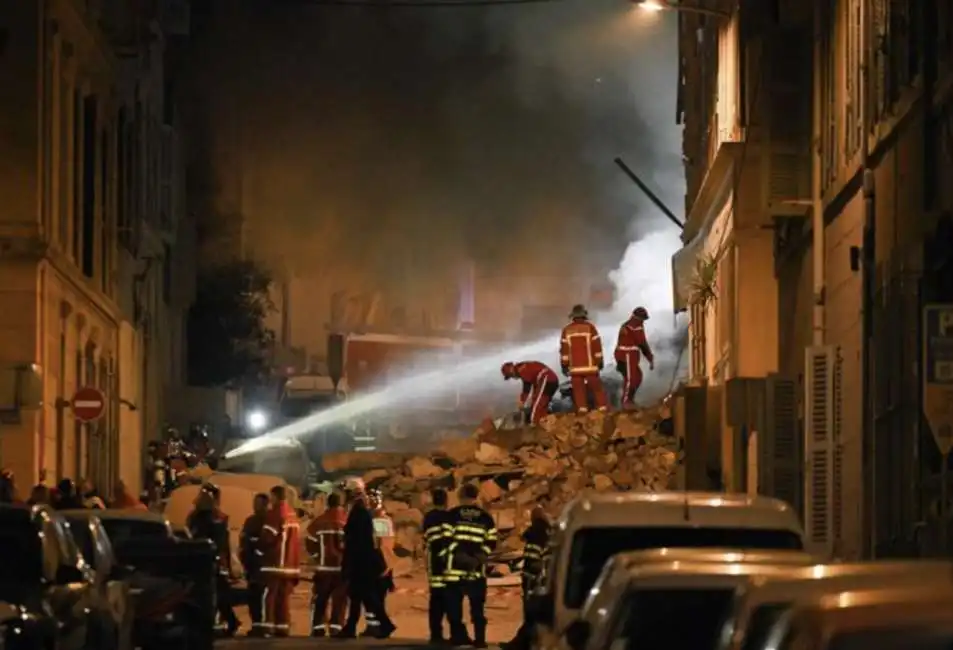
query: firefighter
[
  {"left": 423, "top": 488, "right": 454, "bottom": 643},
  {"left": 503, "top": 507, "right": 551, "bottom": 650},
  {"left": 260, "top": 485, "right": 301, "bottom": 638},
  {"left": 445, "top": 483, "right": 498, "bottom": 648},
  {"left": 500, "top": 361, "right": 560, "bottom": 425},
  {"left": 559, "top": 304, "right": 608, "bottom": 413},
  {"left": 340, "top": 486, "right": 396, "bottom": 638},
  {"left": 306, "top": 492, "right": 348, "bottom": 637},
  {"left": 240, "top": 492, "right": 269, "bottom": 636},
  {"left": 366, "top": 489, "right": 397, "bottom": 633},
  {"left": 187, "top": 483, "right": 239, "bottom": 637},
  {"left": 614, "top": 306, "right": 655, "bottom": 408}
]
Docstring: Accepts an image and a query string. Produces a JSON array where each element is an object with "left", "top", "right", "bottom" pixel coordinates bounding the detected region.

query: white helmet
[{"left": 339, "top": 476, "right": 365, "bottom": 493}]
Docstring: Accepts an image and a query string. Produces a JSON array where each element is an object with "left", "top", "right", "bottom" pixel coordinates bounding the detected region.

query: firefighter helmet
[
  {"left": 501, "top": 362, "right": 517, "bottom": 378},
  {"left": 569, "top": 304, "right": 588, "bottom": 319},
  {"left": 633, "top": 306, "right": 650, "bottom": 320}
]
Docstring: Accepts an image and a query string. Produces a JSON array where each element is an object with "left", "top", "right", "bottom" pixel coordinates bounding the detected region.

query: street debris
[{"left": 320, "top": 407, "right": 679, "bottom": 561}]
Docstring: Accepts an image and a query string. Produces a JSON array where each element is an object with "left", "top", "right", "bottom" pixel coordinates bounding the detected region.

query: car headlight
[{"left": 246, "top": 410, "right": 268, "bottom": 431}]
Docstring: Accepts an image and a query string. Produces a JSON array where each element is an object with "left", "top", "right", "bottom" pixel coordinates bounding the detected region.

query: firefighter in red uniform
[
  {"left": 614, "top": 306, "right": 655, "bottom": 408},
  {"left": 306, "top": 492, "right": 349, "bottom": 637},
  {"left": 559, "top": 304, "right": 608, "bottom": 413},
  {"left": 260, "top": 485, "right": 301, "bottom": 637},
  {"left": 500, "top": 361, "right": 560, "bottom": 425}
]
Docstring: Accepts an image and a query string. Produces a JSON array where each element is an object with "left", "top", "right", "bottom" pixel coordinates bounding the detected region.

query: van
[
  {"left": 537, "top": 491, "right": 805, "bottom": 633},
  {"left": 564, "top": 550, "right": 815, "bottom": 650},
  {"left": 758, "top": 584, "right": 953, "bottom": 650},
  {"left": 718, "top": 561, "right": 953, "bottom": 650}
]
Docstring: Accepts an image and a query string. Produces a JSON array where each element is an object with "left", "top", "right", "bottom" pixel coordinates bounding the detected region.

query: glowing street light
[{"left": 630, "top": 0, "right": 730, "bottom": 18}]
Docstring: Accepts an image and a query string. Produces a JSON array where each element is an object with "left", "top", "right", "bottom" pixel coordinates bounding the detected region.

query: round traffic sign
[{"left": 72, "top": 386, "right": 106, "bottom": 422}]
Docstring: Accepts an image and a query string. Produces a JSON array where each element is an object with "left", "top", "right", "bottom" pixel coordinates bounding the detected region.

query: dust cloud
[{"left": 187, "top": 0, "right": 684, "bottom": 330}]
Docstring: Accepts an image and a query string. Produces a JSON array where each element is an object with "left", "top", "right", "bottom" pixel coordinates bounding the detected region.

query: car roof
[
  {"left": 0, "top": 503, "right": 47, "bottom": 522},
  {"left": 609, "top": 548, "right": 815, "bottom": 568},
  {"left": 60, "top": 508, "right": 169, "bottom": 524}
]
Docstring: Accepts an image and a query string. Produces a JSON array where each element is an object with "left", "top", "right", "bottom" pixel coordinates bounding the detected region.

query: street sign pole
[{"left": 922, "top": 304, "right": 953, "bottom": 553}]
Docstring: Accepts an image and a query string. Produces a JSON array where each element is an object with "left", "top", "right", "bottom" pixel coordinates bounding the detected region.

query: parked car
[
  {"left": 63, "top": 509, "right": 218, "bottom": 650},
  {"left": 61, "top": 513, "right": 135, "bottom": 650},
  {"left": 0, "top": 504, "right": 98, "bottom": 650}
]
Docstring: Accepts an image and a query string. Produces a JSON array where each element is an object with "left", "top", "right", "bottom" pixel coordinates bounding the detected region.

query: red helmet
[
  {"left": 632, "top": 306, "right": 650, "bottom": 320},
  {"left": 501, "top": 362, "right": 516, "bottom": 378}
]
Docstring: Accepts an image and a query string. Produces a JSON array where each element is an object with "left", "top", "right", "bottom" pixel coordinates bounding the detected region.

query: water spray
[{"left": 225, "top": 230, "right": 686, "bottom": 459}]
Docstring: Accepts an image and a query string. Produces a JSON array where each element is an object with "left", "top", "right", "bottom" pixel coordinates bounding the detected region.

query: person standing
[
  {"left": 366, "top": 490, "right": 397, "bottom": 634},
  {"left": 306, "top": 492, "right": 348, "bottom": 637},
  {"left": 186, "top": 483, "right": 239, "bottom": 637},
  {"left": 339, "top": 488, "right": 396, "bottom": 638},
  {"left": 260, "top": 485, "right": 301, "bottom": 638},
  {"left": 559, "top": 304, "right": 608, "bottom": 413},
  {"left": 503, "top": 507, "right": 551, "bottom": 650},
  {"left": 240, "top": 492, "right": 269, "bottom": 636},
  {"left": 614, "top": 306, "right": 655, "bottom": 408},
  {"left": 445, "top": 483, "right": 498, "bottom": 648},
  {"left": 422, "top": 488, "right": 454, "bottom": 643}
]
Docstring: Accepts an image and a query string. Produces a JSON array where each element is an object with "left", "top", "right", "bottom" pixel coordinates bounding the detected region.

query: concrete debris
[{"left": 331, "top": 408, "right": 678, "bottom": 557}]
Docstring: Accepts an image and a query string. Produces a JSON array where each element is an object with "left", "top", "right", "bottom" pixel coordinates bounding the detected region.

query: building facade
[
  {"left": 0, "top": 0, "right": 193, "bottom": 494},
  {"left": 674, "top": 0, "right": 953, "bottom": 558}
]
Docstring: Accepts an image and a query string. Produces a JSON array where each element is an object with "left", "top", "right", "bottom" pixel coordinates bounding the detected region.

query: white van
[
  {"left": 718, "top": 560, "right": 953, "bottom": 650},
  {"left": 537, "top": 491, "right": 805, "bottom": 633},
  {"left": 758, "top": 584, "right": 953, "bottom": 650},
  {"left": 565, "top": 550, "right": 815, "bottom": 650}
]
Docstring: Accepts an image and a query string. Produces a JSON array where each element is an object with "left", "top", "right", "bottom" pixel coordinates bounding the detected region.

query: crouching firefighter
[
  {"left": 423, "top": 488, "right": 454, "bottom": 643},
  {"left": 187, "top": 483, "right": 239, "bottom": 637},
  {"left": 501, "top": 361, "right": 559, "bottom": 425},
  {"left": 503, "top": 507, "right": 551, "bottom": 650},
  {"left": 445, "top": 483, "right": 498, "bottom": 648},
  {"left": 306, "top": 492, "right": 348, "bottom": 637},
  {"left": 614, "top": 306, "right": 654, "bottom": 408},
  {"left": 260, "top": 485, "right": 301, "bottom": 637},
  {"left": 559, "top": 304, "right": 608, "bottom": 413}
]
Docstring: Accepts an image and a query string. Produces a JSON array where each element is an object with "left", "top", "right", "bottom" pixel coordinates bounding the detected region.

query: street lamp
[{"left": 630, "top": 0, "right": 730, "bottom": 19}]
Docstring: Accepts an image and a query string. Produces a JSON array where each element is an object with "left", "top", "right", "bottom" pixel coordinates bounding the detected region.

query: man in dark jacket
[
  {"left": 338, "top": 489, "right": 395, "bottom": 639},
  {"left": 503, "top": 507, "right": 551, "bottom": 650},
  {"left": 187, "top": 483, "right": 239, "bottom": 636},
  {"left": 240, "top": 492, "right": 269, "bottom": 636}
]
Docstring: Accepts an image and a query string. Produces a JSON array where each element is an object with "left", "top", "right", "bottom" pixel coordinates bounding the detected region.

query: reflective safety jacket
[
  {"left": 305, "top": 506, "right": 347, "bottom": 573},
  {"left": 614, "top": 317, "right": 654, "bottom": 365},
  {"left": 240, "top": 512, "right": 266, "bottom": 581},
  {"left": 520, "top": 523, "right": 551, "bottom": 591},
  {"left": 422, "top": 508, "right": 454, "bottom": 587},
  {"left": 560, "top": 318, "right": 604, "bottom": 375},
  {"left": 514, "top": 361, "right": 559, "bottom": 405},
  {"left": 261, "top": 502, "right": 301, "bottom": 577},
  {"left": 445, "top": 504, "right": 498, "bottom": 582}
]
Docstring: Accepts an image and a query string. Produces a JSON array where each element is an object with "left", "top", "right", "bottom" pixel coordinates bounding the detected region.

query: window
[
  {"left": 163, "top": 243, "right": 172, "bottom": 304},
  {"left": 563, "top": 526, "right": 802, "bottom": 608},
  {"left": 72, "top": 89, "right": 83, "bottom": 261},
  {"left": 100, "top": 128, "right": 110, "bottom": 293},
  {"left": 117, "top": 107, "right": 131, "bottom": 251},
  {"left": 691, "top": 302, "right": 708, "bottom": 380},
  {"left": 81, "top": 94, "right": 97, "bottom": 278},
  {"left": 740, "top": 603, "right": 792, "bottom": 650},
  {"left": 609, "top": 588, "right": 736, "bottom": 650},
  {"left": 0, "top": 518, "right": 43, "bottom": 581},
  {"left": 41, "top": 516, "right": 65, "bottom": 580}
]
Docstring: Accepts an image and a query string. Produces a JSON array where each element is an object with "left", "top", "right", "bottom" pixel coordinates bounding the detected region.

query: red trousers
[
  {"left": 263, "top": 574, "right": 295, "bottom": 636},
  {"left": 569, "top": 374, "right": 607, "bottom": 412},
  {"left": 311, "top": 571, "right": 349, "bottom": 633},
  {"left": 527, "top": 379, "right": 558, "bottom": 424},
  {"left": 619, "top": 352, "right": 643, "bottom": 404}
]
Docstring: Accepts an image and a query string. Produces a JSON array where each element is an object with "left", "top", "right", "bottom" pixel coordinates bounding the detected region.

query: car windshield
[
  {"left": 564, "top": 526, "right": 803, "bottom": 608},
  {"left": 0, "top": 524, "right": 42, "bottom": 582},
  {"left": 280, "top": 394, "right": 340, "bottom": 419},
  {"left": 101, "top": 519, "right": 169, "bottom": 546},
  {"left": 65, "top": 519, "right": 95, "bottom": 565},
  {"left": 740, "top": 603, "right": 792, "bottom": 650},
  {"left": 609, "top": 588, "right": 736, "bottom": 650},
  {"left": 823, "top": 627, "right": 953, "bottom": 650}
]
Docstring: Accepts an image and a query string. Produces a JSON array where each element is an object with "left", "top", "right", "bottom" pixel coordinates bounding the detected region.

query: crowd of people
[{"left": 0, "top": 468, "right": 144, "bottom": 511}]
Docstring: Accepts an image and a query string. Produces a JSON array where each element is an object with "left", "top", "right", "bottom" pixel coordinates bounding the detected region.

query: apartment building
[
  {"left": 672, "top": 0, "right": 953, "bottom": 558},
  {"left": 0, "top": 0, "right": 193, "bottom": 494}
]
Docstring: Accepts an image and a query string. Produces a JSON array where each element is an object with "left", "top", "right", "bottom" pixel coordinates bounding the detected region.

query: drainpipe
[
  {"left": 811, "top": 0, "right": 824, "bottom": 347},
  {"left": 860, "top": 0, "right": 877, "bottom": 558}
]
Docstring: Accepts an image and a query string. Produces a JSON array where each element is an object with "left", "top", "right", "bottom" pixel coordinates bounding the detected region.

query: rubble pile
[{"left": 322, "top": 408, "right": 680, "bottom": 560}]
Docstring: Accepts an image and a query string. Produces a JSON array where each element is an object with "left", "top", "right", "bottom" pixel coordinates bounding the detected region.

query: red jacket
[
  {"left": 514, "top": 361, "right": 559, "bottom": 403},
  {"left": 614, "top": 317, "right": 654, "bottom": 364},
  {"left": 261, "top": 501, "right": 301, "bottom": 577},
  {"left": 560, "top": 318, "right": 604, "bottom": 375},
  {"left": 306, "top": 505, "right": 347, "bottom": 572}
]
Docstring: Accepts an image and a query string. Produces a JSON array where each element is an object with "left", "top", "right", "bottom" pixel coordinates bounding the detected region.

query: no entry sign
[{"left": 72, "top": 386, "right": 105, "bottom": 422}]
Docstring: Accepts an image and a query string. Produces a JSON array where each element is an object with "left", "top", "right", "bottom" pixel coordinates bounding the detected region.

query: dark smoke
[{"left": 186, "top": 0, "right": 682, "bottom": 315}]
